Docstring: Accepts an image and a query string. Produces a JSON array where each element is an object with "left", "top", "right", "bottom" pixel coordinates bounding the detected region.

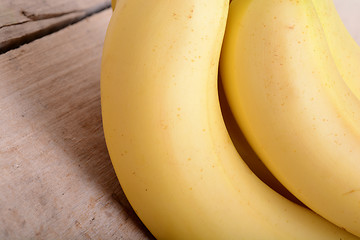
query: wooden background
[
  {"left": 0, "top": 0, "right": 153, "bottom": 239},
  {"left": 0, "top": 0, "right": 359, "bottom": 239}
]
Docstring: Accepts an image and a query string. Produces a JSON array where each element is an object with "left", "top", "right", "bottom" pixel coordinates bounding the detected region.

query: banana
[
  {"left": 312, "top": 0, "right": 360, "bottom": 100},
  {"left": 101, "top": 0, "right": 359, "bottom": 238},
  {"left": 218, "top": 77, "right": 305, "bottom": 206},
  {"left": 112, "top": 0, "right": 304, "bottom": 210},
  {"left": 220, "top": 0, "right": 360, "bottom": 236},
  {"left": 113, "top": 0, "right": 301, "bottom": 207}
]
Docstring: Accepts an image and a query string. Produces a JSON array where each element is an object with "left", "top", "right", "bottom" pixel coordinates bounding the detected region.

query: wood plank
[
  {"left": 0, "top": 9, "right": 153, "bottom": 240},
  {"left": 0, "top": 0, "right": 111, "bottom": 53}
]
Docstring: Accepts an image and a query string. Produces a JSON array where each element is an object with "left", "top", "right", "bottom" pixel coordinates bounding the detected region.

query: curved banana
[
  {"left": 218, "top": 78, "right": 304, "bottom": 206},
  {"left": 220, "top": 0, "right": 360, "bottom": 236},
  {"left": 111, "top": 0, "right": 294, "bottom": 206},
  {"left": 101, "top": 0, "right": 358, "bottom": 238},
  {"left": 312, "top": 0, "right": 360, "bottom": 100}
]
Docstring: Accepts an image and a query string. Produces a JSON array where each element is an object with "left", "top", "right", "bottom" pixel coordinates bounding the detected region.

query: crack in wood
[
  {"left": 0, "top": 1, "right": 111, "bottom": 54},
  {"left": 0, "top": 10, "right": 82, "bottom": 30},
  {"left": 21, "top": 10, "right": 82, "bottom": 21},
  {"left": 0, "top": 20, "right": 31, "bottom": 30}
]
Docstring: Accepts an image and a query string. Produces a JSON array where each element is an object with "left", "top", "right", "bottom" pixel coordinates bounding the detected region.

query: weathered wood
[
  {"left": 0, "top": 9, "right": 153, "bottom": 240},
  {"left": 0, "top": 0, "right": 111, "bottom": 53}
]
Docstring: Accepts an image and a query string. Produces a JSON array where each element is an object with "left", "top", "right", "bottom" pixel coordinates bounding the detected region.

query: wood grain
[
  {"left": 0, "top": 9, "right": 153, "bottom": 240},
  {"left": 0, "top": 0, "right": 111, "bottom": 53}
]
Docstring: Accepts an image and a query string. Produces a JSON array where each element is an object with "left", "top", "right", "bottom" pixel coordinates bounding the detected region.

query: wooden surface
[
  {"left": 0, "top": 0, "right": 111, "bottom": 53},
  {"left": 0, "top": 1, "right": 359, "bottom": 239},
  {"left": 0, "top": 7, "right": 153, "bottom": 240}
]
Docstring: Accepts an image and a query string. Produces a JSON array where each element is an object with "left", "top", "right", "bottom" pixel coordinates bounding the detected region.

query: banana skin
[
  {"left": 101, "top": 0, "right": 359, "bottom": 238},
  {"left": 221, "top": 0, "right": 360, "bottom": 236},
  {"left": 312, "top": 0, "right": 360, "bottom": 101}
]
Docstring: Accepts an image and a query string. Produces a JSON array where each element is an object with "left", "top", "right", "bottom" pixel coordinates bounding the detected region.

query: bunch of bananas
[{"left": 101, "top": 0, "right": 360, "bottom": 239}]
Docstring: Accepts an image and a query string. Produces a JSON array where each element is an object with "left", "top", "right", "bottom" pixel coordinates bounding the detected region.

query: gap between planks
[{"left": 0, "top": 1, "right": 111, "bottom": 54}]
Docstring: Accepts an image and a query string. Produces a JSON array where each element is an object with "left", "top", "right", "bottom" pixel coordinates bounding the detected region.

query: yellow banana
[
  {"left": 101, "top": 0, "right": 358, "bottom": 238},
  {"left": 221, "top": 0, "right": 360, "bottom": 236},
  {"left": 112, "top": 0, "right": 294, "bottom": 206},
  {"left": 312, "top": 0, "right": 360, "bottom": 100},
  {"left": 218, "top": 77, "right": 304, "bottom": 206},
  {"left": 111, "top": 0, "right": 293, "bottom": 207}
]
